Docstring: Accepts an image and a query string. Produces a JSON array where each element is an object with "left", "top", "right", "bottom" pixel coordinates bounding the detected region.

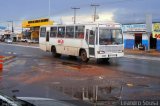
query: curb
[
  {"left": 2, "top": 56, "right": 16, "bottom": 62},
  {"left": 124, "top": 53, "right": 160, "bottom": 58},
  {"left": 124, "top": 54, "right": 160, "bottom": 61},
  {"left": 124, "top": 49, "right": 160, "bottom": 57},
  {"left": 0, "top": 43, "right": 39, "bottom": 49}
]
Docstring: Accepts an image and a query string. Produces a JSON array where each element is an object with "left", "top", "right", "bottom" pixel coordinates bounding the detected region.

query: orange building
[{"left": 22, "top": 18, "right": 53, "bottom": 40}]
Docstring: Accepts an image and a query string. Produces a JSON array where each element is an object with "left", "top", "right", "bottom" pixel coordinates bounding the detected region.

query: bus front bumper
[{"left": 96, "top": 52, "right": 124, "bottom": 58}]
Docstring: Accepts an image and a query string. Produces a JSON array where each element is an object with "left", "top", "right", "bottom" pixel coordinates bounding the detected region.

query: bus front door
[{"left": 88, "top": 30, "right": 95, "bottom": 57}]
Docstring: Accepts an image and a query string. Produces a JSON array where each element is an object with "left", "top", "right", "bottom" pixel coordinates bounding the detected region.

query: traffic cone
[
  {"left": 0, "top": 72, "right": 2, "bottom": 80},
  {"left": 0, "top": 56, "right": 4, "bottom": 71}
]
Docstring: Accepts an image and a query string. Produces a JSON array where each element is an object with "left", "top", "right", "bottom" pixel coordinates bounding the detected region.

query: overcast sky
[{"left": 0, "top": 0, "right": 160, "bottom": 26}]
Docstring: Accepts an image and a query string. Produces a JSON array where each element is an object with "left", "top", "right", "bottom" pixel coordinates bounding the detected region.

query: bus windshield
[{"left": 99, "top": 29, "right": 123, "bottom": 45}]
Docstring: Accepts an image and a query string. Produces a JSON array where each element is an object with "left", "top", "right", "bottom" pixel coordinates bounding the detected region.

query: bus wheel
[
  {"left": 80, "top": 50, "right": 89, "bottom": 63},
  {"left": 52, "top": 47, "right": 61, "bottom": 58}
]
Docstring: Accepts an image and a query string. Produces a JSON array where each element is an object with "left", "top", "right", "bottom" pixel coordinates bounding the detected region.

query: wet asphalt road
[{"left": 0, "top": 43, "right": 160, "bottom": 105}]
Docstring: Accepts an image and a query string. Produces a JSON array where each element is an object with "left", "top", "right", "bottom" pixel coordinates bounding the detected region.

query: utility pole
[
  {"left": 7, "top": 21, "right": 14, "bottom": 32},
  {"left": 146, "top": 14, "right": 152, "bottom": 51},
  {"left": 71, "top": 7, "right": 80, "bottom": 24},
  {"left": 49, "top": 0, "right": 51, "bottom": 19},
  {"left": 91, "top": 4, "right": 99, "bottom": 22},
  {"left": 11, "top": 21, "right": 14, "bottom": 32}
]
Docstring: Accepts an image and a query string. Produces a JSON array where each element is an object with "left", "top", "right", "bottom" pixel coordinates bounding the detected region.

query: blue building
[
  {"left": 122, "top": 23, "right": 160, "bottom": 51},
  {"left": 0, "top": 26, "right": 6, "bottom": 30}
]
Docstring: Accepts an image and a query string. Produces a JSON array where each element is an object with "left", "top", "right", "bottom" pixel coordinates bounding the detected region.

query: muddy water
[{"left": 1, "top": 52, "right": 160, "bottom": 106}]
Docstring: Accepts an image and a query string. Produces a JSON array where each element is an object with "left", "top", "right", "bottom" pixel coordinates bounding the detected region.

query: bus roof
[{"left": 40, "top": 22, "right": 121, "bottom": 28}]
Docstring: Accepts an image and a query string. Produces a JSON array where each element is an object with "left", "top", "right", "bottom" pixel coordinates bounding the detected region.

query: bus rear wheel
[
  {"left": 80, "top": 50, "right": 89, "bottom": 63},
  {"left": 52, "top": 47, "right": 61, "bottom": 58}
]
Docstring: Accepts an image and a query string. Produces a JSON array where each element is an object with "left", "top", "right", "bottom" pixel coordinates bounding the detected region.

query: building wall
[
  {"left": 124, "top": 33, "right": 134, "bottom": 49},
  {"left": 124, "top": 32, "right": 149, "bottom": 50},
  {"left": 124, "top": 32, "right": 160, "bottom": 51},
  {"left": 142, "top": 33, "right": 148, "bottom": 49},
  {"left": 122, "top": 23, "right": 160, "bottom": 51},
  {"left": 157, "top": 39, "right": 160, "bottom": 51}
]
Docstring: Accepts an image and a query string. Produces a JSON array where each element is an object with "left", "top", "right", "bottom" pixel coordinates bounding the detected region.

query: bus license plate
[{"left": 109, "top": 54, "right": 117, "bottom": 57}]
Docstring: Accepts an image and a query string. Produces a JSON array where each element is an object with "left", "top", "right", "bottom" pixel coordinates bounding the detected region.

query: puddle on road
[
  {"left": 62, "top": 62, "right": 82, "bottom": 70},
  {"left": 47, "top": 77, "right": 124, "bottom": 105},
  {"left": 136, "top": 84, "right": 150, "bottom": 88},
  {"left": 45, "top": 75, "right": 160, "bottom": 105},
  {"left": 126, "top": 82, "right": 150, "bottom": 88},
  {"left": 62, "top": 61, "right": 91, "bottom": 70},
  {"left": 50, "top": 84, "right": 121, "bottom": 105}
]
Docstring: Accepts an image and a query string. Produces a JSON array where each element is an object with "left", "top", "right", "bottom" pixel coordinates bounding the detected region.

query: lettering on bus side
[{"left": 57, "top": 39, "right": 64, "bottom": 44}]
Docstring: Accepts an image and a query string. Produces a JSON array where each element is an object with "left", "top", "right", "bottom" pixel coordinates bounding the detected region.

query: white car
[
  {"left": 20, "top": 39, "right": 29, "bottom": 42},
  {"left": 27, "top": 39, "right": 39, "bottom": 43},
  {"left": 27, "top": 39, "right": 33, "bottom": 43},
  {"left": 4, "top": 39, "right": 13, "bottom": 44}
]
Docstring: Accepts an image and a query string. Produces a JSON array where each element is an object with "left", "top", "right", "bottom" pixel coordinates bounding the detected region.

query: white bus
[{"left": 39, "top": 23, "right": 124, "bottom": 62}]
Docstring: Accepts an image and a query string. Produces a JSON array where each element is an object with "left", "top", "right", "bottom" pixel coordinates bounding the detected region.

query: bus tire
[
  {"left": 51, "top": 47, "right": 61, "bottom": 58},
  {"left": 80, "top": 50, "right": 89, "bottom": 63}
]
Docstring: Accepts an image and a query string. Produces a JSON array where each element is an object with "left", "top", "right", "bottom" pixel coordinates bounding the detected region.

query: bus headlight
[{"left": 97, "top": 51, "right": 105, "bottom": 54}]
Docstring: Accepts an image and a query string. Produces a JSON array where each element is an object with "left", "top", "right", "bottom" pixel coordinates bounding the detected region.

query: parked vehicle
[
  {"left": 31, "top": 39, "right": 39, "bottom": 43},
  {"left": 27, "top": 39, "right": 33, "bottom": 43},
  {"left": 4, "top": 38, "right": 13, "bottom": 44},
  {"left": 20, "top": 39, "right": 29, "bottom": 42},
  {"left": 27, "top": 39, "right": 39, "bottom": 43}
]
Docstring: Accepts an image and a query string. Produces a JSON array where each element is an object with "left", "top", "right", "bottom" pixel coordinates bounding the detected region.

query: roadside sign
[
  {"left": 152, "top": 23, "right": 160, "bottom": 39},
  {"left": 22, "top": 18, "right": 53, "bottom": 28},
  {"left": 122, "top": 24, "right": 146, "bottom": 32}
]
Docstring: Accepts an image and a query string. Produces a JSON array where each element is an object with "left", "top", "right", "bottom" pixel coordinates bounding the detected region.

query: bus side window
[
  {"left": 66, "top": 26, "right": 74, "bottom": 38},
  {"left": 58, "top": 27, "right": 65, "bottom": 38},
  {"left": 50, "top": 27, "right": 57, "bottom": 37},
  {"left": 40, "top": 27, "right": 46, "bottom": 37},
  {"left": 75, "top": 26, "right": 85, "bottom": 39}
]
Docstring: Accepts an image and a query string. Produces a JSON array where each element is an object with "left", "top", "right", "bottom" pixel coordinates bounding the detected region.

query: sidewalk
[
  {"left": 0, "top": 56, "right": 15, "bottom": 62},
  {"left": 124, "top": 49, "right": 160, "bottom": 57},
  {"left": 13, "top": 42, "right": 39, "bottom": 47},
  {"left": 0, "top": 42, "right": 39, "bottom": 49}
]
